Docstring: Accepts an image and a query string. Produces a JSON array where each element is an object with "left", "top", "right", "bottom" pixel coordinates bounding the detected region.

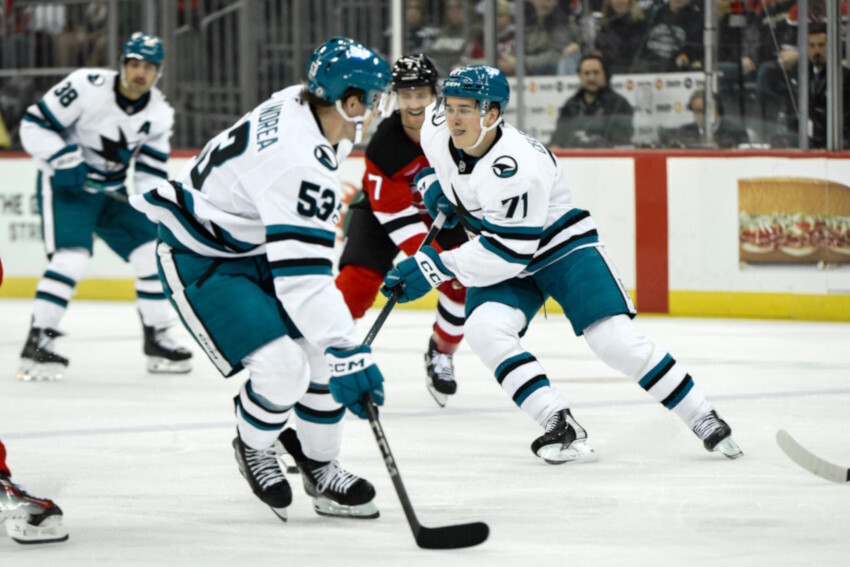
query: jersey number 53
[{"left": 297, "top": 181, "right": 337, "bottom": 221}]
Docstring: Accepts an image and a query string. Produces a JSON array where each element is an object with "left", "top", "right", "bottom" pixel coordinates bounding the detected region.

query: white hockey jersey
[
  {"left": 419, "top": 102, "right": 600, "bottom": 288},
  {"left": 130, "top": 86, "right": 359, "bottom": 352},
  {"left": 20, "top": 68, "right": 174, "bottom": 193}
]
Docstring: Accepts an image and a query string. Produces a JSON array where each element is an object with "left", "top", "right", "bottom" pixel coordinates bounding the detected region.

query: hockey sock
[
  {"left": 432, "top": 293, "right": 464, "bottom": 354},
  {"left": 335, "top": 265, "right": 384, "bottom": 320},
  {"left": 584, "top": 315, "right": 712, "bottom": 426},
  {"left": 495, "top": 352, "right": 567, "bottom": 426},
  {"left": 235, "top": 379, "right": 293, "bottom": 450},
  {"left": 32, "top": 248, "right": 90, "bottom": 330},
  {"left": 291, "top": 338, "right": 344, "bottom": 462},
  {"left": 0, "top": 439, "right": 9, "bottom": 476},
  {"left": 636, "top": 350, "right": 712, "bottom": 426},
  {"left": 130, "top": 241, "right": 173, "bottom": 328},
  {"left": 237, "top": 337, "right": 310, "bottom": 449},
  {"left": 466, "top": 302, "right": 568, "bottom": 425}
]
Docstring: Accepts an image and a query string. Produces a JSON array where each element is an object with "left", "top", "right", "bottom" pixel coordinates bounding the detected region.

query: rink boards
[{"left": 1, "top": 150, "right": 849, "bottom": 321}]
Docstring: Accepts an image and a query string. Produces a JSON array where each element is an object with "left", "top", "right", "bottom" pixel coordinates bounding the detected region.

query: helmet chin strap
[
  {"left": 469, "top": 114, "right": 502, "bottom": 150},
  {"left": 334, "top": 100, "right": 367, "bottom": 144}
]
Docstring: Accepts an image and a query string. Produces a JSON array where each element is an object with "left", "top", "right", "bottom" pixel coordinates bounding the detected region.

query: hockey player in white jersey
[
  {"left": 17, "top": 32, "right": 192, "bottom": 380},
  {"left": 382, "top": 65, "right": 743, "bottom": 464},
  {"left": 131, "top": 37, "right": 392, "bottom": 522}
]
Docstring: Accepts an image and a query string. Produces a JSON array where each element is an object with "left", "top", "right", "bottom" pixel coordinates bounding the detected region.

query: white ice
[{"left": 0, "top": 298, "right": 848, "bottom": 566}]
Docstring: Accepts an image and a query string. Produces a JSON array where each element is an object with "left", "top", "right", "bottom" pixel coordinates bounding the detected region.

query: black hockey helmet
[{"left": 391, "top": 54, "right": 438, "bottom": 92}]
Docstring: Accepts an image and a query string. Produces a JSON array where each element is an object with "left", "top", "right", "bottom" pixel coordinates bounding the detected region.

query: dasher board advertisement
[{"left": 738, "top": 177, "right": 850, "bottom": 265}]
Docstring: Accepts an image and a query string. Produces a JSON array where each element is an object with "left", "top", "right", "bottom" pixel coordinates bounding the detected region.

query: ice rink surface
[{"left": 0, "top": 298, "right": 848, "bottom": 566}]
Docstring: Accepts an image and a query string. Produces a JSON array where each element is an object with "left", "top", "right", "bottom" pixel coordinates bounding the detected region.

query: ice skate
[
  {"left": 277, "top": 429, "right": 378, "bottom": 519},
  {"left": 692, "top": 410, "right": 743, "bottom": 459},
  {"left": 232, "top": 434, "right": 292, "bottom": 522},
  {"left": 0, "top": 473, "right": 68, "bottom": 544},
  {"left": 531, "top": 409, "right": 597, "bottom": 464},
  {"left": 424, "top": 338, "right": 457, "bottom": 407},
  {"left": 16, "top": 327, "right": 68, "bottom": 381},
  {"left": 143, "top": 324, "right": 192, "bottom": 374}
]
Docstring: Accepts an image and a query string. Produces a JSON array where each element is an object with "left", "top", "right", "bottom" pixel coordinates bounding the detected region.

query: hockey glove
[
  {"left": 326, "top": 344, "right": 385, "bottom": 419},
  {"left": 48, "top": 146, "right": 88, "bottom": 195},
  {"left": 414, "top": 168, "right": 459, "bottom": 229},
  {"left": 381, "top": 246, "right": 456, "bottom": 304}
]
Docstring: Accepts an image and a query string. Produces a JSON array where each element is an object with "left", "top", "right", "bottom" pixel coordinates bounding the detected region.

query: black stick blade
[{"left": 415, "top": 521, "right": 489, "bottom": 550}]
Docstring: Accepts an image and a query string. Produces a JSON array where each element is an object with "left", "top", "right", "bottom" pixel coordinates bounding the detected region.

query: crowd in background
[
  {"left": 1, "top": 0, "right": 849, "bottom": 150},
  {"left": 405, "top": 0, "right": 848, "bottom": 149}
]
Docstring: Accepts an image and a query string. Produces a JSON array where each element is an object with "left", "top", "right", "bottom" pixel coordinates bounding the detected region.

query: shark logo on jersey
[
  {"left": 492, "top": 156, "right": 517, "bottom": 178},
  {"left": 314, "top": 144, "right": 338, "bottom": 171},
  {"left": 87, "top": 73, "right": 105, "bottom": 86},
  {"left": 95, "top": 128, "right": 134, "bottom": 166}
]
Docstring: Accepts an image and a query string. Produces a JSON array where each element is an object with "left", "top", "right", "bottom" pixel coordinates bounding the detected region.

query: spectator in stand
[
  {"left": 642, "top": 0, "right": 704, "bottom": 72},
  {"left": 406, "top": 0, "right": 439, "bottom": 52},
  {"left": 593, "top": 0, "right": 647, "bottom": 75},
  {"left": 426, "top": 0, "right": 481, "bottom": 75},
  {"left": 523, "top": 0, "right": 582, "bottom": 75},
  {"left": 549, "top": 54, "right": 634, "bottom": 147},
  {"left": 755, "top": 0, "right": 848, "bottom": 144},
  {"left": 660, "top": 89, "right": 749, "bottom": 148},
  {"left": 715, "top": 0, "right": 761, "bottom": 118},
  {"left": 782, "top": 24, "right": 850, "bottom": 148},
  {"left": 467, "top": 0, "right": 517, "bottom": 74},
  {"left": 750, "top": 0, "right": 796, "bottom": 69}
]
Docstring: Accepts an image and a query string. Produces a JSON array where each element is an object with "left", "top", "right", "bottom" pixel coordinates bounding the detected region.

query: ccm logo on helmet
[{"left": 492, "top": 156, "right": 517, "bottom": 178}]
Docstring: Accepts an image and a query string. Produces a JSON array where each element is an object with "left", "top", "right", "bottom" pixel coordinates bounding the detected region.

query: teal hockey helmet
[
  {"left": 441, "top": 65, "right": 510, "bottom": 116},
  {"left": 306, "top": 37, "right": 392, "bottom": 111},
  {"left": 122, "top": 31, "right": 164, "bottom": 67}
]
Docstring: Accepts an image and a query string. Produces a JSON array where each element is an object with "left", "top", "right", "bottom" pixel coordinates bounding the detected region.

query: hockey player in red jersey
[{"left": 336, "top": 54, "right": 469, "bottom": 407}]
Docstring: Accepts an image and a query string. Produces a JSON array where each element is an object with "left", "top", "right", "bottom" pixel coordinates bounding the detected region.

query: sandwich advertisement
[{"left": 738, "top": 177, "right": 850, "bottom": 264}]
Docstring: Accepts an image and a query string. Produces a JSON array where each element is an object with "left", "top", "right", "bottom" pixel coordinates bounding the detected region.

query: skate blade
[
  {"left": 713, "top": 436, "right": 744, "bottom": 460},
  {"left": 146, "top": 357, "right": 192, "bottom": 374},
  {"left": 269, "top": 507, "right": 288, "bottom": 522},
  {"left": 5, "top": 516, "right": 69, "bottom": 544},
  {"left": 313, "top": 496, "right": 379, "bottom": 520},
  {"left": 16, "top": 362, "right": 65, "bottom": 381},
  {"left": 537, "top": 440, "right": 598, "bottom": 465},
  {"left": 425, "top": 381, "right": 449, "bottom": 408}
]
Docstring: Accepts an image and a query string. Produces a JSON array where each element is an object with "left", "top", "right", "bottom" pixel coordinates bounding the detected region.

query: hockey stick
[
  {"left": 361, "top": 212, "right": 489, "bottom": 549},
  {"left": 363, "top": 211, "right": 446, "bottom": 345},
  {"left": 776, "top": 430, "right": 850, "bottom": 484}
]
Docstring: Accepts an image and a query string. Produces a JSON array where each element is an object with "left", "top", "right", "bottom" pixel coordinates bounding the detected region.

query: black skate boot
[
  {"left": 143, "top": 324, "right": 192, "bottom": 374},
  {"left": 691, "top": 410, "right": 743, "bottom": 459},
  {"left": 531, "top": 409, "right": 597, "bottom": 464},
  {"left": 16, "top": 326, "right": 69, "bottom": 381},
  {"left": 424, "top": 338, "right": 457, "bottom": 407},
  {"left": 0, "top": 472, "right": 68, "bottom": 544},
  {"left": 278, "top": 429, "right": 378, "bottom": 519},
  {"left": 232, "top": 434, "right": 292, "bottom": 522}
]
